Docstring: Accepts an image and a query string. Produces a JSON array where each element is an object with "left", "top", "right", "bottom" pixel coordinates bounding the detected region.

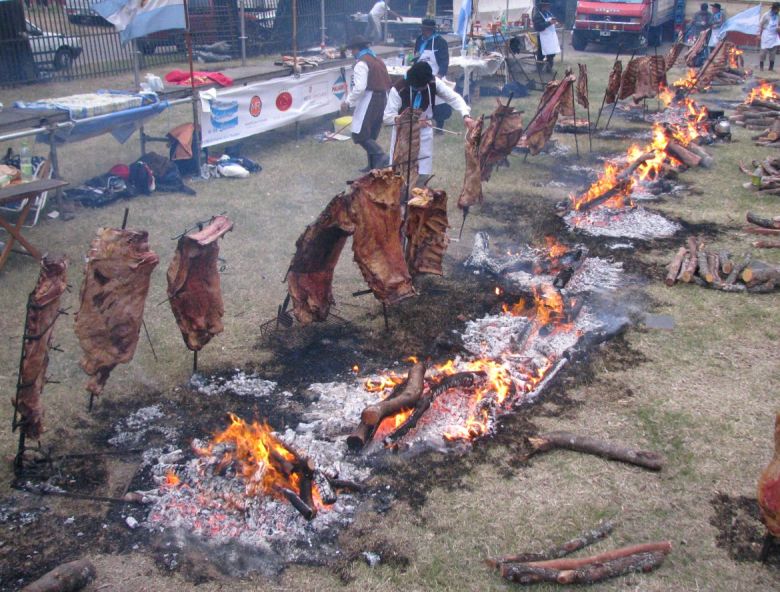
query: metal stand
[{"left": 571, "top": 83, "right": 579, "bottom": 158}]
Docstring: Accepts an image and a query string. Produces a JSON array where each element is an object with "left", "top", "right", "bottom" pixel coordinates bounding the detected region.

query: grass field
[{"left": 0, "top": 45, "right": 779, "bottom": 591}]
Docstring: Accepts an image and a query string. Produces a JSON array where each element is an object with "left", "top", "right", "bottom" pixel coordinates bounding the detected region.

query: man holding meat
[
  {"left": 383, "top": 61, "right": 475, "bottom": 186},
  {"left": 341, "top": 36, "right": 392, "bottom": 172}
]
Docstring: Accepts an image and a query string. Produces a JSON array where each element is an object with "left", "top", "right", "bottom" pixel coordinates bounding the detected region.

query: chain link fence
[{"left": 0, "top": 0, "right": 386, "bottom": 87}]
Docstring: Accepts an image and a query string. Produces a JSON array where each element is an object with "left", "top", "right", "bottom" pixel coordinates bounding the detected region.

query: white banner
[{"left": 201, "top": 66, "right": 352, "bottom": 148}]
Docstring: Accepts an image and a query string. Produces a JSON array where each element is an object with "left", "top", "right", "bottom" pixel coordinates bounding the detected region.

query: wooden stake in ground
[
  {"left": 21, "top": 559, "right": 96, "bottom": 592},
  {"left": 527, "top": 431, "right": 665, "bottom": 471},
  {"left": 666, "top": 247, "right": 687, "bottom": 286}
]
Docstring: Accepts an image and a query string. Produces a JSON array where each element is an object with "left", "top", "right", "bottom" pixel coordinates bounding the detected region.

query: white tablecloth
[{"left": 449, "top": 53, "right": 505, "bottom": 99}]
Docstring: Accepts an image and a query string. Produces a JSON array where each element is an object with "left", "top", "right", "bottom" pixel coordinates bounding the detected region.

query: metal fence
[{"left": 0, "top": 0, "right": 381, "bottom": 87}]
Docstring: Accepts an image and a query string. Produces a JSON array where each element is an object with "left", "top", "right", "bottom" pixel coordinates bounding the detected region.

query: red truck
[{"left": 571, "top": 0, "right": 676, "bottom": 50}]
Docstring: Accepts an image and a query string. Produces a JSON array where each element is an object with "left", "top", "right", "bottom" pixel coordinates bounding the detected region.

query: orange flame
[
  {"left": 544, "top": 235, "right": 568, "bottom": 259},
  {"left": 658, "top": 85, "right": 675, "bottom": 108},
  {"left": 569, "top": 162, "right": 634, "bottom": 212},
  {"left": 364, "top": 372, "right": 404, "bottom": 392},
  {"left": 728, "top": 46, "right": 744, "bottom": 70},
  {"left": 165, "top": 471, "right": 181, "bottom": 487},
  {"left": 533, "top": 284, "right": 565, "bottom": 327},
  {"left": 195, "top": 413, "right": 308, "bottom": 500},
  {"left": 745, "top": 82, "right": 779, "bottom": 104},
  {"left": 672, "top": 69, "right": 698, "bottom": 90}
]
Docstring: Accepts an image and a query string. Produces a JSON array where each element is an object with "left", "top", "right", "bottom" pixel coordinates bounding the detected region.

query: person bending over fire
[{"left": 383, "top": 61, "right": 475, "bottom": 187}]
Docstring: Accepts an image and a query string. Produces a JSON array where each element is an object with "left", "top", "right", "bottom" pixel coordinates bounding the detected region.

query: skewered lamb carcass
[
  {"left": 519, "top": 74, "right": 575, "bottom": 155},
  {"left": 605, "top": 61, "right": 623, "bottom": 105},
  {"left": 458, "top": 114, "right": 484, "bottom": 209},
  {"left": 631, "top": 56, "right": 667, "bottom": 103},
  {"left": 405, "top": 187, "right": 449, "bottom": 276},
  {"left": 75, "top": 228, "right": 159, "bottom": 397},
  {"left": 392, "top": 107, "right": 422, "bottom": 189},
  {"left": 287, "top": 169, "right": 414, "bottom": 325},
  {"left": 167, "top": 215, "right": 233, "bottom": 351},
  {"left": 479, "top": 102, "right": 524, "bottom": 182},
  {"left": 13, "top": 256, "right": 68, "bottom": 440}
]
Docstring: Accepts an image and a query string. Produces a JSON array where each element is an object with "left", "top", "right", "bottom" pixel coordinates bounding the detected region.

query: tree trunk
[
  {"left": 527, "top": 431, "right": 665, "bottom": 471},
  {"left": 488, "top": 520, "right": 616, "bottom": 567},
  {"left": 666, "top": 247, "right": 686, "bottom": 286},
  {"left": 347, "top": 363, "right": 426, "bottom": 451},
  {"left": 21, "top": 559, "right": 96, "bottom": 592}
]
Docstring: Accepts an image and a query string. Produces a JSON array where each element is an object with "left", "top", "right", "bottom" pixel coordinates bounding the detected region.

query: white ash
[
  {"left": 465, "top": 232, "right": 532, "bottom": 276},
  {"left": 191, "top": 370, "right": 282, "bottom": 398},
  {"left": 108, "top": 404, "right": 180, "bottom": 448},
  {"left": 462, "top": 314, "right": 532, "bottom": 359},
  {"left": 301, "top": 381, "right": 381, "bottom": 439},
  {"left": 609, "top": 242, "right": 634, "bottom": 250},
  {"left": 564, "top": 207, "right": 681, "bottom": 240},
  {"left": 563, "top": 258, "right": 624, "bottom": 295}
]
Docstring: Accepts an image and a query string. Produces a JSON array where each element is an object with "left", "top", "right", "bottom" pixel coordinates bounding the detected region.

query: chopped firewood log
[
  {"left": 751, "top": 99, "right": 780, "bottom": 111},
  {"left": 274, "top": 485, "right": 315, "bottom": 520},
  {"left": 693, "top": 275, "right": 746, "bottom": 292},
  {"left": 487, "top": 520, "right": 616, "bottom": 567},
  {"left": 708, "top": 252, "right": 722, "bottom": 283},
  {"left": 745, "top": 226, "right": 780, "bottom": 236},
  {"left": 726, "top": 254, "right": 751, "bottom": 284},
  {"left": 325, "top": 474, "right": 368, "bottom": 493},
  {"left": 684, "top": 142, "right": 714, "bottom": 168},
  {"left": 719, "top": 251, "right": 733, "bottom": 275},
  {"left": 681, "top": 237, "right": 698, "bottom": 283},
  {"left": 742, "top": 265, "right": 780, "bottom": 285},
  {"left": 697, "top": 249, "right": 713, "bottom": 283},
  {"left": 527, "top": 431, "right": 665, "bottom": 471},
  {"left": 747, "top": 212, "right": 780, "bottom": 229},
  {"left": 676, "top": 254, "right": 690, "bottom": 281},
  {"left": 503, "top": 541, "right": 672, "bottom": 572},
  {"left": 14, "top": 256, "right": 68, "bottom": 440},
  {"left": 501, "top": 548, "right": 670, "bottom": 585},
  {"left": 666, "top": 247, "right": 687, "bottom": 286},
  {"left": 666, "top": 141, "right": 701, "bottom": 168},
  {"left": 21, "top": 559, "right": 96, "bottom": 592},
  {"left": 347, "top": 363, "right": 426, "bottom": 451},
  {"left": 754, "top": 240, "right": 780, "bottom": 248},
  {"left": 384, "top": 371, "right": 484, "bottom": 446},
  {"left": 748, "top": 279, "right": 777, "bottom": 293}
]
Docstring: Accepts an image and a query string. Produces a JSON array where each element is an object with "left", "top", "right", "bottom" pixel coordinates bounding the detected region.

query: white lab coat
[
  {"left": 346, "top": 60, "right": 372, "bottom": 134},
  {"left": 384, "top": 79, "right": 470, "bottom": 175}
]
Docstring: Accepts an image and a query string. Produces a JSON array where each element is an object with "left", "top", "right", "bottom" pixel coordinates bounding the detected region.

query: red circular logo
[
  {"left": 249, "top": 95, "right": 262, "bottom": 117},
  {"left": 275, "top": 91, "right": 293, "bottom": 112}
]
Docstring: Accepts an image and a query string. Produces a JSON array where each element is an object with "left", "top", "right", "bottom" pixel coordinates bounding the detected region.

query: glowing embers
[
  {"left": 745, "top": 82, "right": 779, "bottom": 105},
  {"left": 569, "top": 162, "right": 634, "bottom": 213}
]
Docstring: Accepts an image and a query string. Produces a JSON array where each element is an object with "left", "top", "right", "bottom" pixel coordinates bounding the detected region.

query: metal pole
[
  {"left": 320, "top": 0, "right": 326, "bottom": 47},
  {"left": 131, "top": 40, "right": 146, "bottom": 156},
  {"left": 292, "top": 0, "right": 299, "bottom": 76},
  {"left": 240, "top": 0, "right": 247, "bottom": 67},
  {"left": 183, "top": 0, "right": 202, "bottom": 173},
  {"left": 571, "top": 79, "right": 579, "bottom": 158}
]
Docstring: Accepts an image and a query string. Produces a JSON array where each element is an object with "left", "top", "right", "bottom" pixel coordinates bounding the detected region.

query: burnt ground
[{"left": 710, "top": 494, "right": 780, "bottom": 569}]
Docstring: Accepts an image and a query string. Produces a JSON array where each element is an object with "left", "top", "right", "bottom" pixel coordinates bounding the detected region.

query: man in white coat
[
  {"left": 366, "top": 1, "right": 403, "bottom": 42},
  {"left": 759, "top": 3, "right": 780, "bottom": 71},
  {"left": 383, "top": 61, "right": 475, "bottom": 186},
  {"left": 533, "top": 0, "right": 560, "bottom": 74},
  {"left": 341, "top": 36, "right": 392, "bottom": 172}
]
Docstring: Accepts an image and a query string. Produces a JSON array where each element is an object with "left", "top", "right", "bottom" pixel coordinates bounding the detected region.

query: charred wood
[
  {"left": 21, "top": 559, "right": 96, "bottom": 592},
  {"left": 527, "top": 431, "right": 665, "bottom": 471},
  {"left": 746, "top": 212, "right": 780, "bottom": 229}
]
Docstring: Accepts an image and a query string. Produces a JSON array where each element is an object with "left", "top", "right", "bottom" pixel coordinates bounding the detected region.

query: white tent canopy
[{"left": 452, "top": 0, "right": 535, "bottom": 23}]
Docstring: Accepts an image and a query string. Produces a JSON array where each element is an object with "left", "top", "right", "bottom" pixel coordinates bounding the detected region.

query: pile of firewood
[
  {"left": 730, "top": 99, "right": 780, "bottom": 136},
  {"left": 487, "top": 521, "right": 672, "bottom": 586},
  {"left": 665, "top": 237, "right": 779, "bottom": 292},
  {"left": 745, "top": 211, "right": 780, "bottom": 248},
  {"left": 739, "top": 156, "right": 780, "bottom": 194}
]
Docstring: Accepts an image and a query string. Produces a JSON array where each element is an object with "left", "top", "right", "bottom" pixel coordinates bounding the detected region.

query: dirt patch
[{"left": 710, "top": 493, "right": 780, "bottom": 570}]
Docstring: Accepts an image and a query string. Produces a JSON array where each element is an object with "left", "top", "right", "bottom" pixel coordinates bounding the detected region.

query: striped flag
[
  {"left": 457, "top": 0, "right": 472, "bottom": 49},
  {"left": 93, "top": 0, "right": 186, "bottom": 45}
]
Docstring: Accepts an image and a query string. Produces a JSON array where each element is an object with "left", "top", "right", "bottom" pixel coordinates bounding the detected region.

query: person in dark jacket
[
  {"left": 340, "top": 36, "right": 392, "bottom": 171},
  {"left": 413, "top": 18, "right": 452, "bottom": 131},
  {"left": 533, "top": 0, "right": 559, "bottom": 73}
]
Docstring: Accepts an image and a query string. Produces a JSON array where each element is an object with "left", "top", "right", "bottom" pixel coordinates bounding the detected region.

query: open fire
[{"left": 745, "top": 82, "right": 779, "bottom": 105}]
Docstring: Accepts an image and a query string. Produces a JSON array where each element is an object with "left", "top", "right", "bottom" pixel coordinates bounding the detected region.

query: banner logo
[
  {"left": 276, "top": 91, "right": 293, "bottom": 112},
  {"left": 249, "top": 96, "right": 262, "bottom": 117},
  {"left": 332, "top": 74, "right": 348, "bottom": 100}
]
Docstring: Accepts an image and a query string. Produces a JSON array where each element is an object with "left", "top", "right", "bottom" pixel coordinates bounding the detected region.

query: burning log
[
  {"left": 384, "top": 371, "right": 483, "bottom": 447},
  {"left": 500, "top": 545, "right": 671, "bottom": 585},
  {"left": 527, "top": 431, "right": 665, "bottom": 471},
  {"left": 274, "top": 486, "right": 315, "bottom": 520},
  {"left": 487, "top": 520, "right": 616, "bottom": 567},
  {"left": 666, "top": 141, "right": 701, "bottom": 168},
  {"left": 13, "top": 256, "right": 68, "bottom": 441},
  {"left": 457, "top": 114, "right": 484, "bottom": 209},
  {"left": 754, "top": 240, "right": 780, "bottom": 249},
  {"left": 747, "top": 212, "right": 780, "bottom": 229},
  {"left": 573, "top": 180, "right": 631, "bottom": 213},
  {"left": 21, "top": 559, "right": 96, "bottom": 592},
  {"left": 479, "top": 101, "right": 524, "bottom": 182},
  {"left": 166, "top": 215, "right": 233, "bottom": 351},
  {"left": 665, "top": 247, "right": 686, "bottom": 286},
  {"left": 684, "top": 142, "right": 714, "bottom": 168},
  {"left": 347, "top": 362, "right": 426, "bottom": 451},
  {"left": 405, "top": 187, "right": 449, "bottom": 276},
  {"left": 74, "top": 228, "right": 159, "bottom": 398}
]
